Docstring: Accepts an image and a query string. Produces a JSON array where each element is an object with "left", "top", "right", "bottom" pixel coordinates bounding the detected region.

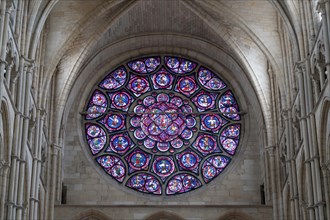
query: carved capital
[
  {"left": 265, "top": 145, "right": 277, "bottom": 156},
  {"left": 51, "top": 143, "right": 62, "bottom": 156}
]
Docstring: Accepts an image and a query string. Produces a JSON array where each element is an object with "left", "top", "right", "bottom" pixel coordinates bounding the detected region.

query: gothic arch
[
  {"left": 0, "top": 100, "right": 10, "bottom": 162},
  {"left": 217, "top": 211, "right": 253, "bottom": 220},
  {"left": 145, "top": 211, "right": 185, "bottom": 220},
  {"left": 319, "top": 99, "right": 330, "bottom": 164},
  {"left": 74, "top": 209, "right": 111, "bottom": 220}
]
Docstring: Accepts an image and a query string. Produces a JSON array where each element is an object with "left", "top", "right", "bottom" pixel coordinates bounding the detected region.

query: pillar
[
  {"left": 295, "top": 64, "right": 315, "bottom": 220},
  {"left": 0, "top": 161, "right": 9, "bottom": 220},
  {"left": 16, "top": 61, "right": 33, "bottom": 220},
  {"left": 266, "top": 145, "right": 279, "bottom": 220}
]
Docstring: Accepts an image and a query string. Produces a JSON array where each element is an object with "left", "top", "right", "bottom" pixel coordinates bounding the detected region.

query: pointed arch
[
  {"left": 0, "top": 100, "right": 10, "bottom": 162},
  {"left": 74, "top": 209, "right": 111, "bottom": 220},
  {"left": 145, "top": 211, "right": 185, "bottom": 220},
  {"left": 217, "top": 211, "right": 253, "bottom": 220}
]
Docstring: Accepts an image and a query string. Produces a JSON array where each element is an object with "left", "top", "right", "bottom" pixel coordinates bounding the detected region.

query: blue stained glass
[
  {"left": 126, "top": 173, "right": 162, "bottom": 195},
  {"left": 175, "top": 76, "right": 198, "bottom": 96},
  {"left": 220, "top": 124, "right": 241, "bottom": 155},
  {"left": 99, "top": 66, "right": 127, "bottom": 90},
  {"left": 96, "top": 155, "right": 126, "bottom": 182},
  {"left": 165, "top": 56, "right": 197, "bottom": 73},
  {"left": 201, "top": 155, "right": 230, "bottom": 183},
  {"left": 192, "top": 91, "right": 216, "bottom": 111},
  {"left": 152, "top": 69, "right": 174, "bottom": 89},
  {"left": 198, "top": 67, "right": 227, "bottom": 91},
  {"left": 128, "top": 76, "right": 150, "bottom": 96},
  {"left": 201, "top": 114, "right": 227, "bottom": 133},
  {"left": 166, "top": 174, "right": 202, "bottom": 195},
  {"left": 219, "top": 90, "right": 240, "bottom": 120},
  {"left": 84, "top": 55, "right": 242, "bottom": 196},
  {"left": 86, "top": 91, "right": 107, "bottom": 119},
  {"left": 128, "top": 57, "right": 160, "bottom": 73},
  {"left": 86, "top": 124, "right": 106, "bottom": 155}
]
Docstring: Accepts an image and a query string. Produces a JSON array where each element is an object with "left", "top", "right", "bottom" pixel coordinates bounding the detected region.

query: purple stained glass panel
[
  {"left": 166, "top": 174, "right": 202, "bottom": 195},
  {"left": 99, "top": 66, "right": 127, "bottom": 90},
  {"left": 86, "top": 90, "right": 107, "bottom": 120},
  {"left": 83, "top": 55, "right": 242, "bottom": 196},
  {"left": 128, "top": 76, "right": 150, "bottom": 96},
  {"left": 220, "top": 124, "right": 241, "bottom": 155},
  {"left": 128, "top": 57, "right": 160, "bottom": 73},
  {"left": 126, "top": 173, "right": 162, "bottom": 195},
  {"left": 175, "top": 76, "right": 198, "bottom": 97},
  {"left": 219, "top": 90, "right": 240, "bottom": 120},
  {"left": 86, "top": 124, "right": 107, "bottom": 155},
  {"left": 198, "top": 67, "right": 227, "bottom": 91},
  {"left": 165, "top": 56, "right": 197, "bottom": 73},
  {"left": 96, "top": 155, "right": 126, "bottom": 182}
]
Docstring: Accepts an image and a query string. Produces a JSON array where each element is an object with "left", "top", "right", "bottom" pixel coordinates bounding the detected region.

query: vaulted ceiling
[{"left": 31, "top": 0, "right": 315, "bottom": 144}]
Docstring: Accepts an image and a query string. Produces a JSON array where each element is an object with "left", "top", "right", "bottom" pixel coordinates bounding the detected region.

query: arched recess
[
  {"left": 0, "top": 100, "right": 11, "bottom": 220},
  {"left": 59, "top": 34, "right": 265, "bottom": 204},
  {"left": 319, "top": 99, "right": 330, "bottom": 164},
  {"left": 145, "top": 211, "right": 185, "bottom": 220},
  {"left": 74, "top": 209, "right": 111, "bottom": 220},
  {"left": 0, "top": 100, "right": 10, "bottom": 162},
  {"left": 218, "top": 211, "right": 253, "bottom": 220},
  {"left": 319, "top": 99, "right": 330, "bottom": 217}
]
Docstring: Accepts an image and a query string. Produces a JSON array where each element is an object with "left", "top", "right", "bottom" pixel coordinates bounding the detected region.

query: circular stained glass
[{"left": 83, "top": 55, "right": 242, "bottom": 196}]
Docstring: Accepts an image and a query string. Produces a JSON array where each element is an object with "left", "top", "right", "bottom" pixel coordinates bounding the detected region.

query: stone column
[
  {"left": 0, "top": 2, "right": 12, "bottom": 111},
  {"left": 295, "top": 64, "right": 315, "bottom": 220},
  {"left": 6, "top": 57, "right": 25, "bottom": 220},
  {"left": 311, "top": 71, "right": 321, "bottom": 101},
  {"left": 5, "top": 59, "right": 14, "bottom": 88},
  {"left": 0, "top": 0, "right": 7, "bottom": 47},
  {"left": 321, "top": 164, "right": 330, "bottom": 219},
  {"left": 266, "top": 145, "right": 279, "bottom": 220},
  {"left": 285, "top": 110, "right": 300, "bottom": 219},
  {"left": 29, "top": 108, "right": 44, "bottom": 220},
  {"left": 0, "top": 160, "right": 9, "bottom": 220},
  {"left": 16, "top": 61, "right": 33, "bottom": 220},
  {"left": 47, "top": 144, "right": 60, "bottom": 220},
  {"left": 304, "top": 59, "right": 325, "bottom": 219}
]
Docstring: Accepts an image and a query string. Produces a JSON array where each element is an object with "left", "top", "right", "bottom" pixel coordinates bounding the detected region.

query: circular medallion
[
  {"left": 129, "top": 151, "right": 148, "bottom": 169},
  {"left": 168, "top": 179, "right": 183, "bottom": 192},
  {"left": 180, "top": 152, "right": 198, "bottom": 169},
  {"left": 112, "top": 92, "right": 131, "bottom": 109},
  {"left": 106, "top": 114, "right": 124, "bottom": 130},
  {"left": 153, "top": 157, "right": 175, "bottom": 178},
  {"left": 129, "top": 77, "right": 149, "bottom": 94},
  {"left": 145, "top": 179, "right": 160, "bottom": 192},
  {"left": 110, "top": 134, "right": 131, "bottom": 153}
]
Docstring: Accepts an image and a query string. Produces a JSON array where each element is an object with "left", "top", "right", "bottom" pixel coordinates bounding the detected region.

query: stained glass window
[{"left": 83, "top": 55, "right": 242, "bottom": 196}]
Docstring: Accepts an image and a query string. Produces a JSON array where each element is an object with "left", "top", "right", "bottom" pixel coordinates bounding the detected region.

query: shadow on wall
[
  {"left": 145, "top": 211, "right": 185, "bottom": 220},
  {"left": 75, "top": 209, "right": 111, "bottom": 220},
  {"left": 217, "top": 211, "right": 253, "bottom": 220},
  {"left": 74, "top": 210, "right": 254, "bottom": 220}
]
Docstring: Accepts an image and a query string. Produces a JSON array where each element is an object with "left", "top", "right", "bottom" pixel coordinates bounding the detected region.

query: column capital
[
  {"left": 265, "top": 145, "right": 277, "bottom": 156},
  {"left": 51, "top": 143, "right": 62, "bottom": 155},
  {"left": 294, "top": 60, "right": 307, "bottom": 76}
]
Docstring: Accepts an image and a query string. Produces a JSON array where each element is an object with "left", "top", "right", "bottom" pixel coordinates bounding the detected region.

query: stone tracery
[{"left": 83, "top": 55, "right": 242, "bottom": 195}]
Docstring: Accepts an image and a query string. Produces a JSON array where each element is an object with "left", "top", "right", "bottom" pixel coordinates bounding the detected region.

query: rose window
[{"left": 83, "top": 56, "right": 242, "bottom": 195}]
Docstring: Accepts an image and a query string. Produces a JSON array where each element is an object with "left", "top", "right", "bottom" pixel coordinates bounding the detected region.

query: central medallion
[
  {"left": 141, "top": 102, "right": 186, "bottom": 142},
  {"left": 129, "top": 92, "right": 197, "bottom": 153}
]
